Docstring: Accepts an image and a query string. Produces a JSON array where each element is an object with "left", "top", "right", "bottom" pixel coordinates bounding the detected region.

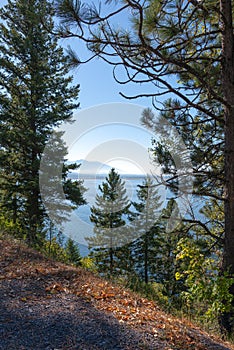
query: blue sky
[
  {"left": 62, "top": 38, "right": 156, "bottom": 175},
  {"left": 57, "top": 6, "right": 158, "bottom": 175},
  {"left": 56, "top": 1, "right": 155, "bottom": 110},
  {"left": 60, "top": 33, "right": 153, "bottom": 110}
]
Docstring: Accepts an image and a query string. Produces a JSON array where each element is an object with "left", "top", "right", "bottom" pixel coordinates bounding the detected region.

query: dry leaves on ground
[{"left": 0, "top": 236, "right": 233, "bottom": 350}]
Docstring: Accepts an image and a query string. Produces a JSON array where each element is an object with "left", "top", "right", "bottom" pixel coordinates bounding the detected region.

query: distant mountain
[
  {"left": 67, "top": 159, "right": 114, "bottom": 179},
  {"left": 67, "top": 159, "right": 148, "bottom": 179}
]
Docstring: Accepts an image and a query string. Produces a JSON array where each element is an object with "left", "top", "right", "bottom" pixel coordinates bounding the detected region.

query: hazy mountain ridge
[{"left": 67, "top": 159, "right": 146, "bottom": 179}]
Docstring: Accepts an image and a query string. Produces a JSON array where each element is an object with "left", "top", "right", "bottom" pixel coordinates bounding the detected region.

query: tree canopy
[
  {"left": 0, "top": 0, "right": 84, "bottom": 245},
  {"left": 88, "top": 168, "right": 131, "bottom": 275}
]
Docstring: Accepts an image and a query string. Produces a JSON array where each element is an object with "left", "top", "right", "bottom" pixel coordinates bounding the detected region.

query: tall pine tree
[
  {"left": 88, "top": 168, "right": 131, "bottom": 276},
  {"left": 0, "top": 0, "right": 81, "bottom": 245},
  {"left": 130, "top": 176, "right": 162, "bottom": 284}
]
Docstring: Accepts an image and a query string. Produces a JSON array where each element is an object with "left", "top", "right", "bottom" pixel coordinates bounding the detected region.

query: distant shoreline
[{"left": 69, "top": 173, "right": 148, "bottom": 180}]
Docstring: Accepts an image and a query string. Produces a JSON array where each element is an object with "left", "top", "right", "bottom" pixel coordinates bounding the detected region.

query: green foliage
[
  {"left": 42, "top": 236, "right": 67, "bottom": 262},
  {"left": 131, "top": 194, "right": 187, "bottom": 303},
  {"left": 88, "top": 168, "right": 131, "bottom": 276},
  {"left": 153, "top": 200, "right": 187, "bottom": 301},
  {"left": 124, "top": 273, "right": 169, "bottom": 309},
  {"left": 0, "top": 214, "right": 24, "bottom": 239},
  {"left": 39, "top": 132, "right": 87, "bottom": 229},
  {"left": 65, "top": 238, "right": 82, "bottom": 266},
  {"left": 41, "top": 234, "right": 82, "bottom": 266},
  {"left": 176, "top": 238, "right": 234, "bottom": 323},
  {"left": 0, "top": 0, "right": 82, "bottom": 245},
  {"left": 81, "top": 256, "right": 98, "bottom": 272},
  {"left": 130, "top": 176, "right": 163, "bottom": 284}
]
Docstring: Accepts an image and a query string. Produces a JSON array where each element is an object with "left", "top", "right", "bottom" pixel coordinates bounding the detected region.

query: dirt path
[{"left": 0, "top": 277, "right": 162, "bottom": 350}]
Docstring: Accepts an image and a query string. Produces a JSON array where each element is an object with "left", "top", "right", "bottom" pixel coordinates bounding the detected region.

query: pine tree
[
  {"left": 0, "top": 0, "right": 81, "bottom": 245},
  {"left": 39, "top": 130, "right": 86, "bottom": 229},
  {"left": 130, "top": 181, "right": 187, "bottom": 302},
  {"left": 88, "top": 168, "right": 131, "bottom": 276},
  {"left": 156, "top": 199, "right": 187, "bottom": 302},
  {"left": 130, "top": 176, "right": 162, "bottom": 284},
  {"left": 65, "top": 237, "right": 82, "bottom": 266},
  {"left": 174, "top": 198, "right": 233, "bottom": 322}
]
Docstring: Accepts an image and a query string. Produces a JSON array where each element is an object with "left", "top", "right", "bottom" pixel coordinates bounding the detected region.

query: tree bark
[
  {"left": 220, "top": 0, "right": 234, "bottom": 335},
  {"left": 144, "top": 234, "right": 149, "bottom": 284}
]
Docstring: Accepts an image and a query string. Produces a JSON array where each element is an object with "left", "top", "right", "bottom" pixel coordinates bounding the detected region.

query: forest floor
[{"left": 0, "top": 235, "right": 234, "bottom": 350}]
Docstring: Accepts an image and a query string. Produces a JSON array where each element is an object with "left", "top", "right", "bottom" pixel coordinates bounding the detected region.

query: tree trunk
[
  {"left": 110, "top": 247, "right": 113, "bottom": 275},
  {"left": 144, "top": 189, "right": 149, "bottom": 284},
  {"left": 220, "top": 0, "right": 234, "bottom": 335},
  {"left": 27, "top": 186, "right": 40, "bottom": 245},
  {"left": 110, "top": 214, "right": 113, "bottom": 276},
  {"left": 144, "top": 234, "right": 149, "bottom": 284}
]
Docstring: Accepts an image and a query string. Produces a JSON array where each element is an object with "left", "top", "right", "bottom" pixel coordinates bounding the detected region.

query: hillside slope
[{"left": 0, "top": 236, "right": 233, "bottom": 350}]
